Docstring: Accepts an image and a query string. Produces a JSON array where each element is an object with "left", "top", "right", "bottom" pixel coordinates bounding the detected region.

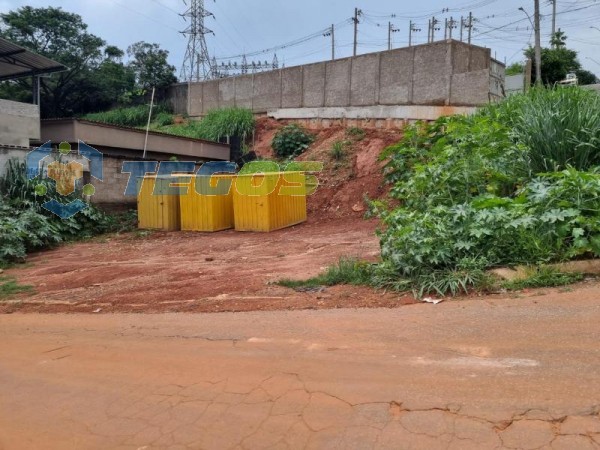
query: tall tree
[
  {"left": 526, "top": 32, "right": 599, "bottom": 85},
  {"left": 0, "top": 7, "right": 134, "bottom": 117},
  {"left": 127, "top": 42, "right": 177, "bottom": 92}
]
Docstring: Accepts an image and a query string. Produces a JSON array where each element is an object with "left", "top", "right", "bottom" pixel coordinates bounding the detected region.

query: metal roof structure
[{"left": 0, "top": 37, "right": 67, "bottom": 81}]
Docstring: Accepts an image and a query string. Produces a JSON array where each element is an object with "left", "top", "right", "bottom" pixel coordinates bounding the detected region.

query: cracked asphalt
[{"left": 1, "top": 288, "right": 600, "bottom": 449}]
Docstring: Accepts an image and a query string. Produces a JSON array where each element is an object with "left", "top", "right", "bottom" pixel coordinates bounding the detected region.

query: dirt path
[
  {"left": 1, "top": 218, "right": 414, "bottom": 314},
  {"left": 1, "top": 291, "right": 600, "bottom": 449}
]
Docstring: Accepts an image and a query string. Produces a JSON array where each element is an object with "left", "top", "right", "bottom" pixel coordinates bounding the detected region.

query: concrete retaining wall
[{"left": 166, "top": 40, "right": 505, "bottom": 118}]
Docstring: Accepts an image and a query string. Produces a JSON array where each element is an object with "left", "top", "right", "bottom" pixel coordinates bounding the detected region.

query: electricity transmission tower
[{"left": 180, "top": 0, "right": 215, "bottom": 82}]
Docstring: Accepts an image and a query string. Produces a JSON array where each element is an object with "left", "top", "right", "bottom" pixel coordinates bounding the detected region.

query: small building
[
  {"left": 0, "top": 36, "right": 67, "bottom": 170},
  {"left": 34, "top": 119, "right": 230, "bottom": 208}
]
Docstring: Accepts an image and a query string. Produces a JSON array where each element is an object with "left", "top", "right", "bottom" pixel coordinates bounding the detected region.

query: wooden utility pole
[
  {"left": 534, "top": 0, "right": 542, "bottom": 83},
  {"left": 460, "top": 16, "right": 464, "bottom": 42},
  {"left": 388, "top": 22, "right": 392, "bottom": 50},
  {"left": 408, "top": 21, "right": 412, "bottom": 47}
]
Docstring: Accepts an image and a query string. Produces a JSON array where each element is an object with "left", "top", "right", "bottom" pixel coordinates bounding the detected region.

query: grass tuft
[{"left": 0, "top": 276, "right": 33, "bottom": 300}]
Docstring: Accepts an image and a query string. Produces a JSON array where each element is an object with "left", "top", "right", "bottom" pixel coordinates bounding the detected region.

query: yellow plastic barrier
[{"left": 233, "top": 172, "right": 307, "bottom": 232}]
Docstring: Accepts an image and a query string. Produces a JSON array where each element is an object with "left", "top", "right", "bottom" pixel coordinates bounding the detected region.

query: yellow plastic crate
[
  {"left": 179, "top": 175, "right": 235, "bottom": 232},
  {"left": 233, "top": 172, "right": 307, "bottom": 232},
  {"left": 137, "top": 176, "right": 181, "bottom": 231}
]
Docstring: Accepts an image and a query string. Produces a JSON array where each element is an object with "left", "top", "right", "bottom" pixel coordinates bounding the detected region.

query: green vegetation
[
  {"left": 0, "top": 276, "right": 33, "bottom": 299},
  {"left": 506, "top": 88, "right": 600, "bottom": 172},
  {"left": 346, "top": 127, "right": 366, "bottom": 141},
  {"left": 329, "top": 140, "right": 350, "bottom": 161},
  {"left": 502, "top": 267, "right": 584, "bottom": 291},
  {"left": 188, "top": 107, "right": 255, "bottom": 142},
  {"left": 277, "top": 258, "right": 375, "bottom": 289},
  {"left": 271, "top": 124, "right": 315, "bottom": 158},
  {"left": 0, "top": 6, "right": 177, "bottom": 118},
  {"left": 368, "top": 86, "right": 600, "bottom": 296},
  {"left": 84, "top": 104, "right": 171, "bottom": 127},
  {"left": 526, "top": 31, "right": 598, "bottom": 86},
  {"left": 0, "top": 160, "right": 127, "bottom": 266}
]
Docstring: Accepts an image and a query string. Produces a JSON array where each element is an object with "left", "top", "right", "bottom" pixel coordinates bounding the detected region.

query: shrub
[
  {"left": 329, "top": 140, "right": 349, "bottom": 161},
  {"left": 373, "top": 87, "right": 600, "bottom": 296},
  {"left": 0, "top": 159, "right": 120, "bottom": 265},
  {"left": 272, "top": 124, "right": 315, "bottom": 158},
  {"left": 346, "top": 127, "right": 366, "bottom": 141}
]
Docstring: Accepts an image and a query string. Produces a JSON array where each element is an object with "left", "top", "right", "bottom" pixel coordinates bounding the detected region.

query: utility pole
[
  {"left": 468, "top": 12, "right": 473, "bottom": 44},
  {"left": 331, "top": 25, "right": 335, "bottom": 60},
  {"left": 431, "top": 16, "right": 440, "bottom": 42},
  {"left": 324, "top": 25, "right": 335, "bottom": 60},
  {"left": 444, "top": 18, "right": 448, "bottom": 39},
  {"left": 534, "top": 0, "right": 542, "bottom": 84},
  {"left": 409, "top": 21, "right": 421, "bottom": 47},
  {"left": 428, "top": 19, "right": 432, "bottom": 43},
  {"left": 448, "top": 16, "right": 457, "bottom": 40},
  {"left": 353, "top": 8, "right": 361, "bottom": 57},
  {"left": 551, "top": 0, "right": 557, "bottom": 42},
  {"left": 460, "top": 16, "right": 464, "bottom": 41},
  {"left": 388, "top": 22, "right": 400, "bottom": 50}
]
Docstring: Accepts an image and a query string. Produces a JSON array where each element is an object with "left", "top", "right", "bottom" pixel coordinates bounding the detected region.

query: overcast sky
[{"left": 1, "top": 0, "right": 599, "bottom": 78}]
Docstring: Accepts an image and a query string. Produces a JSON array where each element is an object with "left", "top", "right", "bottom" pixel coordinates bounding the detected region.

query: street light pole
[{"left": 519, "top": 5, "right": 541, "bottom": 84}]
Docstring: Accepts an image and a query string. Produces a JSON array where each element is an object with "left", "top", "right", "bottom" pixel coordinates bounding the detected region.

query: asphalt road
[{"left": 1, "top": 286, "right": 600, "bottom": 449}]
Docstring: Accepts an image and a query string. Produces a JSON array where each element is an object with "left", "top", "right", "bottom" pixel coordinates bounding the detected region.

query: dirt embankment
[{"left": 253, "top": 117, "right": 403, "bottom": 219}]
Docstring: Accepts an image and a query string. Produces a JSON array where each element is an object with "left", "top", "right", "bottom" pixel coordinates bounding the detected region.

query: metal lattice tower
[{"left": 180, "top": 0, "right": 214, "bottom": 82}]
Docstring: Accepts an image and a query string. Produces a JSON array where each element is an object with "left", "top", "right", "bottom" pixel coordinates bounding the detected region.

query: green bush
[
  {"left": 272, "top": 124, "right": 315, "bottom": 158},
  {"left": 0, "top": 159, "right": 119, "bottom": 265},
  {"left": 154, "top": 111, "right": 175, "bottom": 127},
  {"left": 374, "top": 87, "right": 600, "bottom": 296},
  {"left": 346, "top": 127, "right": 366, "bottom": 141}
]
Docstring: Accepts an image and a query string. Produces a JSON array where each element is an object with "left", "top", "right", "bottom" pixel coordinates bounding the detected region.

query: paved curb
[{"left": 489, "top": 259, "right": 600, "bottom": 281}]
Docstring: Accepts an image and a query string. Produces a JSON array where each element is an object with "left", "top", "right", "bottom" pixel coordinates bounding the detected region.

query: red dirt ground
[
  {"left": 2, "top": 120, "right": 409, "bottom": 314},
  {"left": 1, "top": 218, "right": 415, "bottom": 314}
]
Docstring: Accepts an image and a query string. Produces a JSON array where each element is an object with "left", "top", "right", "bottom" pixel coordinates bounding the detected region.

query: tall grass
[
  {"left": 84, "top": 104, "right": 172, "bottom": 128},
  {"left": 482, "top": 87, "right": 600, "bottom": 173},
  {"left": 194, "top": 107, "right": 255, "bottom": 141}
]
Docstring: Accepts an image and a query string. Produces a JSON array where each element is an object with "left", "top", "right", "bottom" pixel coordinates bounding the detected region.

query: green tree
[
  {"left": 0, "top": 6, "right": 134, "bottom": 117},
  {"left": 127, "top": 42, "right": 177, "bottom": 92},
  {"left": 525, "top": 32, "right": 598, "bottom": 85},
  {"left": 506, "top": 63, "right": 524, "bottom": 76}
]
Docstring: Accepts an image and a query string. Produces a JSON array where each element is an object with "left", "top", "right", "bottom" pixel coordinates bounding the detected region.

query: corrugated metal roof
[{"left": 0, "top": 37, "right": 67, "bottom": 81}]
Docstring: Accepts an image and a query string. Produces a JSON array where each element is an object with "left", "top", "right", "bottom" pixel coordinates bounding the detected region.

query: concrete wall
[
  {"left": 0, "top": 99, "right": 40, "bottom": 147},
  {"left": 167, "top": 40, "right": 504, "bottom": 118}
]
